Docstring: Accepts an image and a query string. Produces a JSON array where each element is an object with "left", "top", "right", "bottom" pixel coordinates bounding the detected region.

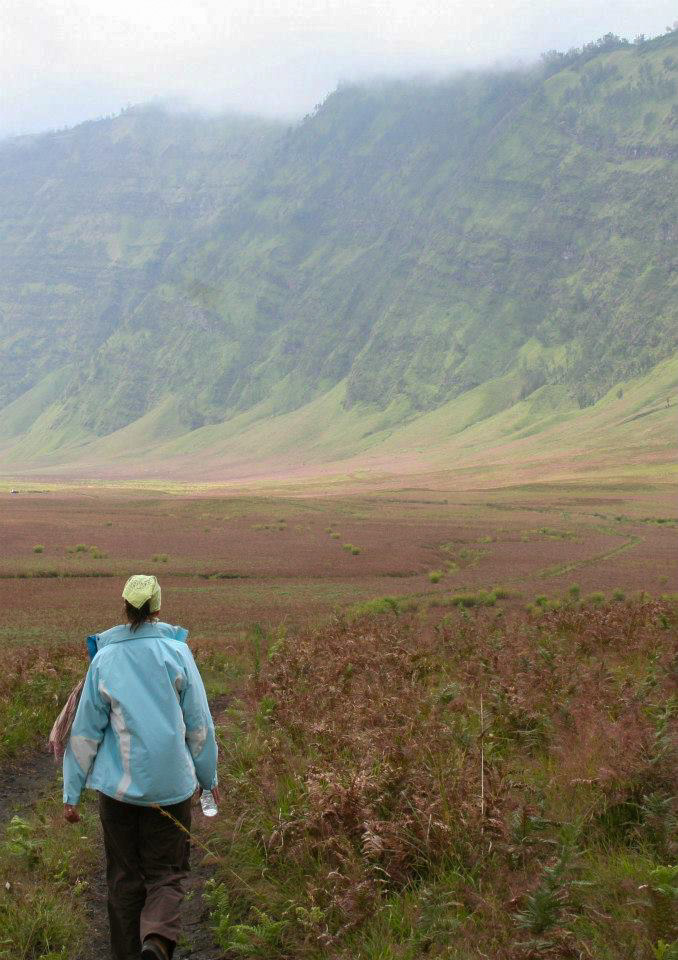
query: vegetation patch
[
  {"left": 431, "top": 589, "right": 499, "bottom": 609},
  {"left": 342, "top": 544, "right": 361, "bottom": 555},
  {"left": 0, "top": 642, "right": 84, "bottom": 760},
  {"left": 0, "top": 779, "right": 107, "bottom": 959},
  {"left": 204, "top": 596, "right": 677, "bottom": 958}
]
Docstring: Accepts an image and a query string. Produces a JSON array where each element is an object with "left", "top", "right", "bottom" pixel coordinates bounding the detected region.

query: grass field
[
  {"left": 2, "top": 481, "right": 676, "bottom": 635},
  {"left": 1, "top": 481, "right": 675, "bottom": 756},
  {"left": 0, "top": 481, "right": 676, "bottom": 958}
]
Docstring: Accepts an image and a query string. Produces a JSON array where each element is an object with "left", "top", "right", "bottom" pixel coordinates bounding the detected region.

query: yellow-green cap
[{"left": 122, "top": 574, "right": 161, "bottom": 612}]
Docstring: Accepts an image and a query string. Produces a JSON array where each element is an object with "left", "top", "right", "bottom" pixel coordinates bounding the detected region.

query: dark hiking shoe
[{"left": 141, "top": 935, "right": 171, "bottom": 960}]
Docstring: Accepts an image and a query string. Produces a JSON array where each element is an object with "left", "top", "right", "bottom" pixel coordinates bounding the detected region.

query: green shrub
[
  {"left": 32, "top": 545, "right": 44, "bottom": 553},
  {"left": 348, "top": 596, "right": 401, "bottom": 617},
  {"left": 350, "top": 546, "right": 361, "bottom": 555},
  {"left": 568, "top": 583, "right": 581, "bottom": 599},
  {"left": 75, "top": 544, "right": 87, "bottom": 553},
  {"left": 429, "top": 570, "right": 443, "bottom": 584},
  {"left": 152, "top": 553, "right": 169, "bottom": 563},
  {"left": 449, "top": 590, "right": 496, "bottom": 608},
  {"left": 399, "top": 598, "right": 419, "bottom": 613},
  {"left": 449, "top": 593, "right": 478, "bottom": 608},
  {"left": 613, "top": 588, "right": 626, "bottom": 601},
  {"left": 588, "top": 591, "right": 606, "bottom": 605}
]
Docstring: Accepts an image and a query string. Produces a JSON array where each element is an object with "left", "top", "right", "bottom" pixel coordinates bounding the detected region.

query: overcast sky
[{"left": 2, "top": 0, "right": 677, "bottom": 137}]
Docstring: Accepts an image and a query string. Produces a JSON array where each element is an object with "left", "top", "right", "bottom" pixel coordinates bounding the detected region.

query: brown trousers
[{"left": 98, "top": 792, "right": 192, "bottom": 960}]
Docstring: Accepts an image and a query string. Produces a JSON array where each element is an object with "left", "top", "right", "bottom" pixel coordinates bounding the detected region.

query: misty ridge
[
  {"left": 5, "top": 29, "right": 667, "bottom": 139},
  {"left": 1, "top": 25, "right": 677, "bottom": 470}
]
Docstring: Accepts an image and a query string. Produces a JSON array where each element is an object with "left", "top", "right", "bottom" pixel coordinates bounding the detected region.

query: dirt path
[
  {"left": 536, "top": 532, "right": 643, "bottom": 581},
  {"left": 78, "top": 848, "right": 111, "bottom": 959},
  {"left": 0, "top": 748, "right": 55, "bottom": 823},
  {"left": 176, "top": 842, "right": 223, "bottom": 960}
]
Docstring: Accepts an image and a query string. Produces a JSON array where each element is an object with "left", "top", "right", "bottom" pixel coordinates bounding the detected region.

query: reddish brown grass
[{"left": 208, "top": 596, "right": 677, "bottom": 958}]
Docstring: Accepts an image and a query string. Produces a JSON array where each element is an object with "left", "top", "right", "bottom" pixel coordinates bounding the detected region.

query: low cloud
[{"left": 2, "top": 0, "right": 676, "bottom": 136}]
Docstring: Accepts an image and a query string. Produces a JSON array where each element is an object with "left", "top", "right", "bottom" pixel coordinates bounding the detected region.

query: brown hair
[{"left": 125, "top": 598, "right": 152, "bottom": 632}]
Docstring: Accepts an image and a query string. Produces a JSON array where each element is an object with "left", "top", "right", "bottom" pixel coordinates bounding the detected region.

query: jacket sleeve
[
  {"left": 180, "top": 648, "right": 218, "bottom": 790},
  {"left": 62, "top": 659, "right": 110, "bottom": 804}
]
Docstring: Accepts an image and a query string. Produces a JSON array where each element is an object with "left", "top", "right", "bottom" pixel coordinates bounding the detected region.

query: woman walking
[{"left": 62, "top": 575, "right": 218, "bottom": 960}]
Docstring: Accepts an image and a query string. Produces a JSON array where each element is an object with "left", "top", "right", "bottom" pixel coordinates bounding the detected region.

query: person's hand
[{"left": 64, "top": 803, "right": 81, "bottom": 823}]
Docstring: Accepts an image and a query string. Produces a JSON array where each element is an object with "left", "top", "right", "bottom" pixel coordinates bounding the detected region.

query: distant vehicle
[{"left": 10, "top": 489, "right": 18, "bottom": 494}]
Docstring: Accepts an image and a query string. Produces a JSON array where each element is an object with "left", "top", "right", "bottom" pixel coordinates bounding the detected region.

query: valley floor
[{"left": 0, "top": 480, "right": 676, "bottom": 958}]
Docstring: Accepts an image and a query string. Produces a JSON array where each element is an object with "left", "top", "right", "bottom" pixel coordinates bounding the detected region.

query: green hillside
[
  {"left": 1, "top": 30, "right": 677, "bottom": 477},
  {"left": 0, "top": 108, "right": 282, "bottom": 419}
]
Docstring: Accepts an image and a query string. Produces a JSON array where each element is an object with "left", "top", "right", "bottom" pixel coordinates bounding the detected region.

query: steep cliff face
[
  {"left": 0, "top": 108, "right": 281, "bottom": 420},
  {"left": 1, "top": 30, "right": 677, "bottom": 465}
]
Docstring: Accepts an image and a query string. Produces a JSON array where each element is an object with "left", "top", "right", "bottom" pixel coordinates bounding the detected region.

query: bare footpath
[
  {"left": 176, "top": 841, "right": 223, "bottom": 960},
  {"left": 0, "top": 750, "right": 224, "bottom": 959},
  {"left": 0, "top": 749, "right": 55, "bottom": 824}
]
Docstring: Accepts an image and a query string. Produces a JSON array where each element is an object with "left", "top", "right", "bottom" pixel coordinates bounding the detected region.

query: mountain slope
[
  {"left": 2, "top": 353, "right": 674, "bottom": 488},
  {"left": 1, "top": 30, "right": 677, "bottom": 478},
  {"left": 0, "top": 108, "right": 282, "bottom": 418}
]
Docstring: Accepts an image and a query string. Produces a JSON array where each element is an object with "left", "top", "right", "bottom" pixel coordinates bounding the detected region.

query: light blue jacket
[{"left": 63, "top": 621, "right": 218, "bottom": 807}]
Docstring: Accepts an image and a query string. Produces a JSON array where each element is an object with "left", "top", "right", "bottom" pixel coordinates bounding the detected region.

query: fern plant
[
  {"left": 515, "top": 867, "right": 566, "bottom": 934},
  {"left": 514, "top": 826, "right": 579, "bottom": 934},
  {"left": 206, "top": 882, "right": 289, "bottom": 957},
  {"left": 647, "top": 865, "right": 678, "bottom": 944},
  {"left": 226, "top": 912, "right": 289, "bottom": 957},
  {"left": 653, "top": 940, "right": 678, "bottom": 960}
]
